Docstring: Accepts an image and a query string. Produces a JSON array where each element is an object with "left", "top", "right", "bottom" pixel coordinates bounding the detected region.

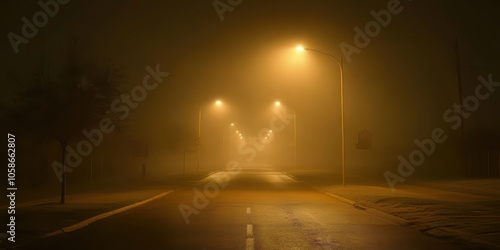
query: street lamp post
[
  {"left": 198, "top": 108, "right": 202, "bottom": 170},
  {"left": 297, "top": 46, "right": 345, "bottom": 186},
  {"left": 293, "top": 110, "right": 297, "bottom": 167},
  {"left": 197, "top": 99, "right": 223, "bottom": 170},
  {"left": 275, "top": 101, "right": 297, "bottom": 167}
]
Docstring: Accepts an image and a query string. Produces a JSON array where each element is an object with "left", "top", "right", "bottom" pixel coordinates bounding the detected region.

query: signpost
[{"left": 356, "top": 129, "right": 372, "bottom": 150}]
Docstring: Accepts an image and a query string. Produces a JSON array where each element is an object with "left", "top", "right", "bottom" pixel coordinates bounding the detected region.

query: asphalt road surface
[{"left": 20, "top": 164, "right": 460, "bottom": 250}]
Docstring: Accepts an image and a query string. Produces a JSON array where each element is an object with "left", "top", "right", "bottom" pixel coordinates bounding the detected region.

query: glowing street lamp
[{"left": 296, "top": 44, "right": 346, "bottom": 186}]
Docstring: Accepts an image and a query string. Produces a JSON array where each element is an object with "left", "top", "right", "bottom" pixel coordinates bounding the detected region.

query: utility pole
[
  {"left": 456, "top": 36, "right": 471, "bottom": 176},
  {"left": 456, "top": 37, "right": 464, "bottom": 140}
]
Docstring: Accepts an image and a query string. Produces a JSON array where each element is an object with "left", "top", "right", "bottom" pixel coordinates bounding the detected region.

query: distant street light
[
  {"left": 226, "top": 122, "right": 242, "bottom": 160},
  {"left": 223, "top": 122, "right": 234, "bottom": 163},
  {"left": 274, "top": 101, "right": 297, "bottom": 167},
  {"left": 297, "top": 45, "right": 346, "bottom": 186},
  {"left": 198, "top": 99, "right": 224, "bottom": 170}
]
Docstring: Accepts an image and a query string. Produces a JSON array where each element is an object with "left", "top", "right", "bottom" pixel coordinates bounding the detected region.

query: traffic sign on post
[{"left": 356, "top": 129, "right": 371, "bottom": 150}]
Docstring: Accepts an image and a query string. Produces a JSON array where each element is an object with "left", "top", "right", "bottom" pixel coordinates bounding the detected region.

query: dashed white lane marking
[
  {"left": 246, "top": 238, "right": 254, "bottom": 250},
  {"left": 246, "top": 224, "right": 253, "bottom": 237},
  {"left": 246, "top": 207, "right": 254, "bottom": 250}
]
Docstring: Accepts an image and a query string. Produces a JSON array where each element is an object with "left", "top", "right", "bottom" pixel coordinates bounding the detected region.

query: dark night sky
[{"left": 2, "top": 0, "right": 500, "bottom": 172}]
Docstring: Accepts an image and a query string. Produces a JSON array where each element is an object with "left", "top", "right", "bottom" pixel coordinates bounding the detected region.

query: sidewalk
[
  {"left": 291, "top": 171, "right": 500, "bottom": 249},
  {"left": 0, "top": 172, "right": 212, "bottom": 249}
]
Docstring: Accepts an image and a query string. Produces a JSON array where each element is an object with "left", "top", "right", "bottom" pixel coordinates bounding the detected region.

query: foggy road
[
  {"left": 4, "top": 1, "right": 500, "bottom": 249},
  {"left": 21, "top": 165, "right": 459, "bottom": 250}
]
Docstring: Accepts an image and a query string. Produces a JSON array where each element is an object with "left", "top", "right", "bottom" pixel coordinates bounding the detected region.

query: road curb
[
  {"left": 41, "top": 190, "right": 173, "bottom": 239},
  {"left": 198, "top": 170, "right": 221, "bottom": 180},
  {"left": 286, "top": 173, "right": 409, "bottom": 226}
]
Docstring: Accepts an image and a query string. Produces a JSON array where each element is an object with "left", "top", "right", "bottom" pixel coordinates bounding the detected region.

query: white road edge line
[
  {"left": 286, "top": 173, "right": 408, "bottom": 226},
  {"left": 42, "top": 190, "right": 173, "bottom": 238}
]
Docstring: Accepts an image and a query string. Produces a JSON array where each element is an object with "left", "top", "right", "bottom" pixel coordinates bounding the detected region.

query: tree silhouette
[{"left": 1, "top": 38, "right": 125, "bottom": 204}]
